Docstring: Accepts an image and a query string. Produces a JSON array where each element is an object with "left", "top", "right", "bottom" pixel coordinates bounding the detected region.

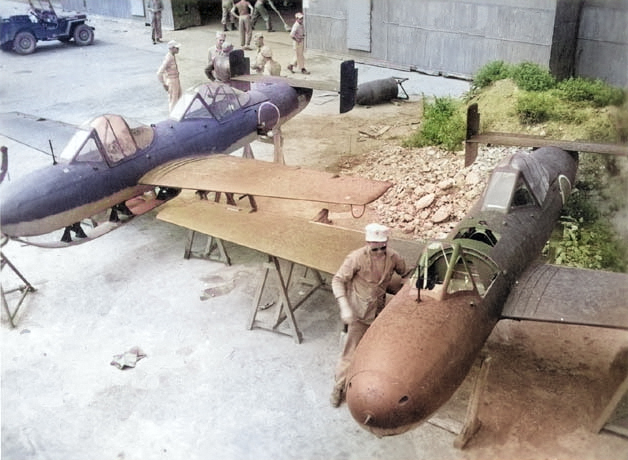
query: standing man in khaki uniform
[
  {"left": 330, "top": 223, "right": 407, "bottom": 407},
  {"left": 287, "top": 12, "right": 309, "bottom": 74},
  {"left": 250, "top": 33, "right": 265, "bottom": 73},
  {"left": 221, "top": 0, "right": 237, "bottom": 31},
  {"left": 157, "top": 41, "right": 182, "bottom": 113},
  {"left": 231, "top": 0, "right": 254, "bottom": 50},
  {"left": 251, "top": 0, "right": 275, "bottom": 32},
  {"left": 147, "top": 0, "right": 163, "bottom": 44}
]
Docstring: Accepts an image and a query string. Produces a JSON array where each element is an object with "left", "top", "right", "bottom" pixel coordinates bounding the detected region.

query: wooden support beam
[{"left": 454, "top": 356, "right": 492, "bottom": 449}]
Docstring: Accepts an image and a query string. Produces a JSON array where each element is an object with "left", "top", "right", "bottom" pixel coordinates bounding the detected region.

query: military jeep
[{"left": 0, "top": 0, "right": 94, "bottom": 55}]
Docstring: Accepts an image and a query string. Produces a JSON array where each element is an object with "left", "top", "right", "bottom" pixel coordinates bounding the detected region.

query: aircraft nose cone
[{"left": 346, "top": 370, "right": 419, "bottom": 436}]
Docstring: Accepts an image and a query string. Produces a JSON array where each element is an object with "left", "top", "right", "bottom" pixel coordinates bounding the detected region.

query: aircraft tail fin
[{"left": 339, "top": 60, "right": 358, "bottom": 114}]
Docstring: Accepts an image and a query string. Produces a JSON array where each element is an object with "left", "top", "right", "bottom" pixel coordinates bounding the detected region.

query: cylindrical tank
[{"left": 356, "top": 78, "right": 399, "bottom": 105}]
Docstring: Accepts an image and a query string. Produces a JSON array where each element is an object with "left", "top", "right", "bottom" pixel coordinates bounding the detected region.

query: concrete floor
[
  {"left": 3, "top": 3, "right": 627, "bottom": 460},
  {"left": 0, "top": 3, "right": 470, "bottom": 459}
]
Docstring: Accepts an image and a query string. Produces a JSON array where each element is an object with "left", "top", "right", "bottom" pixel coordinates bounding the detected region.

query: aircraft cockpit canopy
[
  {"left": 60, "top": 115, "right": 154, "bottom": 165},
  {"left": 170, "top": 83, "right": 251, "bottom": 122},
  {"left": 480, "top": 151, "right": 550, "bottom": 213},
  {"left": 412, "top": 241, "right": 499, "bottom": 298}
]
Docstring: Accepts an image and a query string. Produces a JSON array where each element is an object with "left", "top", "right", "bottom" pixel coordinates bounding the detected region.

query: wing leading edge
[
  {"left": 502, "top": 263, "right": 628, "bottom": 330},
  {"left": 140, "top": 155, "right": 392, "bottom": 206}
]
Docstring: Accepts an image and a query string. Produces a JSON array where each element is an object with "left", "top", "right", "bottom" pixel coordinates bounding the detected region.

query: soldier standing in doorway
[
  {"left": 287, "top": 12, "right": 309, "bottom": 74},
  {"left": 251, "top": 0, "right": 275, "bottom": 32},
  {"left": 231, "top": 0, "right": 254, "bottom": 50},
  {"left": 147, "top": 0, "right": 163, "bottom": 44},
  {"left": 221, "top": 0, "right": 237, "bottom": 32}
]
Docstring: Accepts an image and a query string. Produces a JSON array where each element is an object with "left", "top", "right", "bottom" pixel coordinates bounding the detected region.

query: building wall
[
  {"left": 576, "top": 0, "right": 628, "bottom": 87},
  {"left": 60, "top": 0, "right": 188, "bottom": 30},
  {"left": 305, "top": 0, "right": 628, "bottom": 87}
]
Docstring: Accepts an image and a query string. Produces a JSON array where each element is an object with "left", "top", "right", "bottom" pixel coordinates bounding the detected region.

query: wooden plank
[
  {"left": 467, "top": 133, "right": 628, "bottom": 156},
  {"left": 140, "top": 155, "right": 392, "bottom": 206},
  {"left": 454, "top": 356, "right": 492, "bottom": 449},
  {"left": 156, "top": 199, "right": 423, "bottom": 275},
  {"left": 593, "top": 372, "right": 628, "bottom": 434}
]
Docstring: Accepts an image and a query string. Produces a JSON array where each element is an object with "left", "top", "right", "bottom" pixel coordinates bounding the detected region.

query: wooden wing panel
[
  {"left": 502, "top": 264, "right": 628, "bottom": 330},
  {"left": 140, "top": 155, "right": 392, "bottom": 206},
  {"left": 156, "top": 199, "right": 422, "bottom": 275}
]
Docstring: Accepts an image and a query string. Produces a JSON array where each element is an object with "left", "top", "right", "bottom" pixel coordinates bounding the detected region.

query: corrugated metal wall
[
  {"left": 576, "top": 0, "right": 628, "bottom": 87},
  {"left": 61, "top": 0, "right": 175, "bottom": 29},
  {"left": 305, "top": 0, "right": 628, "bottom": 87}
]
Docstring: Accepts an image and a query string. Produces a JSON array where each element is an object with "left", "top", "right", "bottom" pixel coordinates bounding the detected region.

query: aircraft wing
[
  {"left": 156, "top": 198, "right": 422, "bottom": 274},
  {"left": 140, "top": 155, "right": 392, "bottom": 206},
  {"left": 0, "top": 111, "right": 79, "bottom": 155},
  {"left": 502, "top": 263, "right": 628, "bottom": 330}
]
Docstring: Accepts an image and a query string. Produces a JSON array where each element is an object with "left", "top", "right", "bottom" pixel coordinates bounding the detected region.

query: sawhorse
[
  {"left": 183, "top": 230, "right": 231, "bottom": 266},
  {"left": 1, "top": 250, "right": 36, "bottom": 328},
  {"left": 247, "top": 255, "right": 327, "bottom": 344}
]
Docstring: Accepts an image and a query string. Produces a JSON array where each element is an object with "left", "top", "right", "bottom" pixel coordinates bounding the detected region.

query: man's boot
[{"left": 330, "top": 381, "right": 345, "bottom": 407}]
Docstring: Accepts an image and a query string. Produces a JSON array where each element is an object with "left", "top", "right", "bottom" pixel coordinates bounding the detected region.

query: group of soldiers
[
  {"left": 155, "top": 1, "right": 308, "bottom": 113},
  {"left": 203, "top": 30, "right": 280, "bottom": 83},
  {"left": 222, "top": 0, "right": 280, "bottom": 34}
]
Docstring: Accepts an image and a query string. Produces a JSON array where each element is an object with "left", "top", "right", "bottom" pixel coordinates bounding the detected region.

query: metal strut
[{"left": 1, "top": 240, "right": 36, "bottom": 328}]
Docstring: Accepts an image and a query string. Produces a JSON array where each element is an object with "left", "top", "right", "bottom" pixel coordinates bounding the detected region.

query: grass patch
[{"left": 402, "top": 97, "right": 466, "bottom": 151}]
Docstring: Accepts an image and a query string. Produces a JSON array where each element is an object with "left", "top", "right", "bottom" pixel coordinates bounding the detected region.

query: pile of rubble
[{"left": 343, "top": 143, "right": 524, "bottom": 240}]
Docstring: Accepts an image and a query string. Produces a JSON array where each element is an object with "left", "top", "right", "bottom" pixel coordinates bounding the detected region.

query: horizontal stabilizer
[
  {"left": 140, "top": 155, "right": 391, "bottom": 206},
  {"left": 502, "top": 263, "right": 628, "bottom": 330},
  {"left": 231, "top": 60, "right": 357, "bottom": 113},
  {"left": 232, "top": 73, "right": 340, "bottom": 92}
]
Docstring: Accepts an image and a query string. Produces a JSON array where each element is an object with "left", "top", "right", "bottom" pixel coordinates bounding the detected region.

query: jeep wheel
[
  {"left": 14, "top": 31, "right": 36, "bottom": 55},
  {"left": 73, "top": 24, "right": 94, "bottom": 46}
]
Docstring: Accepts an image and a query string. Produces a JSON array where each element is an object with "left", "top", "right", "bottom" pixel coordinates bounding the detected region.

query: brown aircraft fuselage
[{"left": 345, "top": 146, "right": 578, "bottom": 436}]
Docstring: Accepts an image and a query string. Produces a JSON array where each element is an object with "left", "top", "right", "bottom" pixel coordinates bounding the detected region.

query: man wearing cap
[
  {"left": 156, "top": 41, "right": 182, "bottom": 113},
  {"left": 330, "top": 223, "right": 407, "bottom": 407},
  {"left": 212, "top": 41, "right": 234, "bottom": 82},
  {"left": 260, "top": 46, "right": 281, "bottom": 76},
  {"left": 287, "top": 12, "right": 309, "bottom": 74}
]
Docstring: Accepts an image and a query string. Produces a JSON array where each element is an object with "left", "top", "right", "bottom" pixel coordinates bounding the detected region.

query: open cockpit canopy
[
  {"left": 170, "top": 83, "right": 252, "bottom": 122},
  {"left": 480, "top": 150, "right": 550, "bottom": 213},
  {"left": 60, "top": 115, "right": 154, "bottom": 165},
  {"left": 412, "top": 241, "right": 499, "bottom": 298}
]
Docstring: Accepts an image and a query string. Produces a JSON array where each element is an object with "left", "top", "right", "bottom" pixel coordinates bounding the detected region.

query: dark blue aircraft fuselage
[{"left": 0, "top": 79, "right": 312, "bottom": 237}]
